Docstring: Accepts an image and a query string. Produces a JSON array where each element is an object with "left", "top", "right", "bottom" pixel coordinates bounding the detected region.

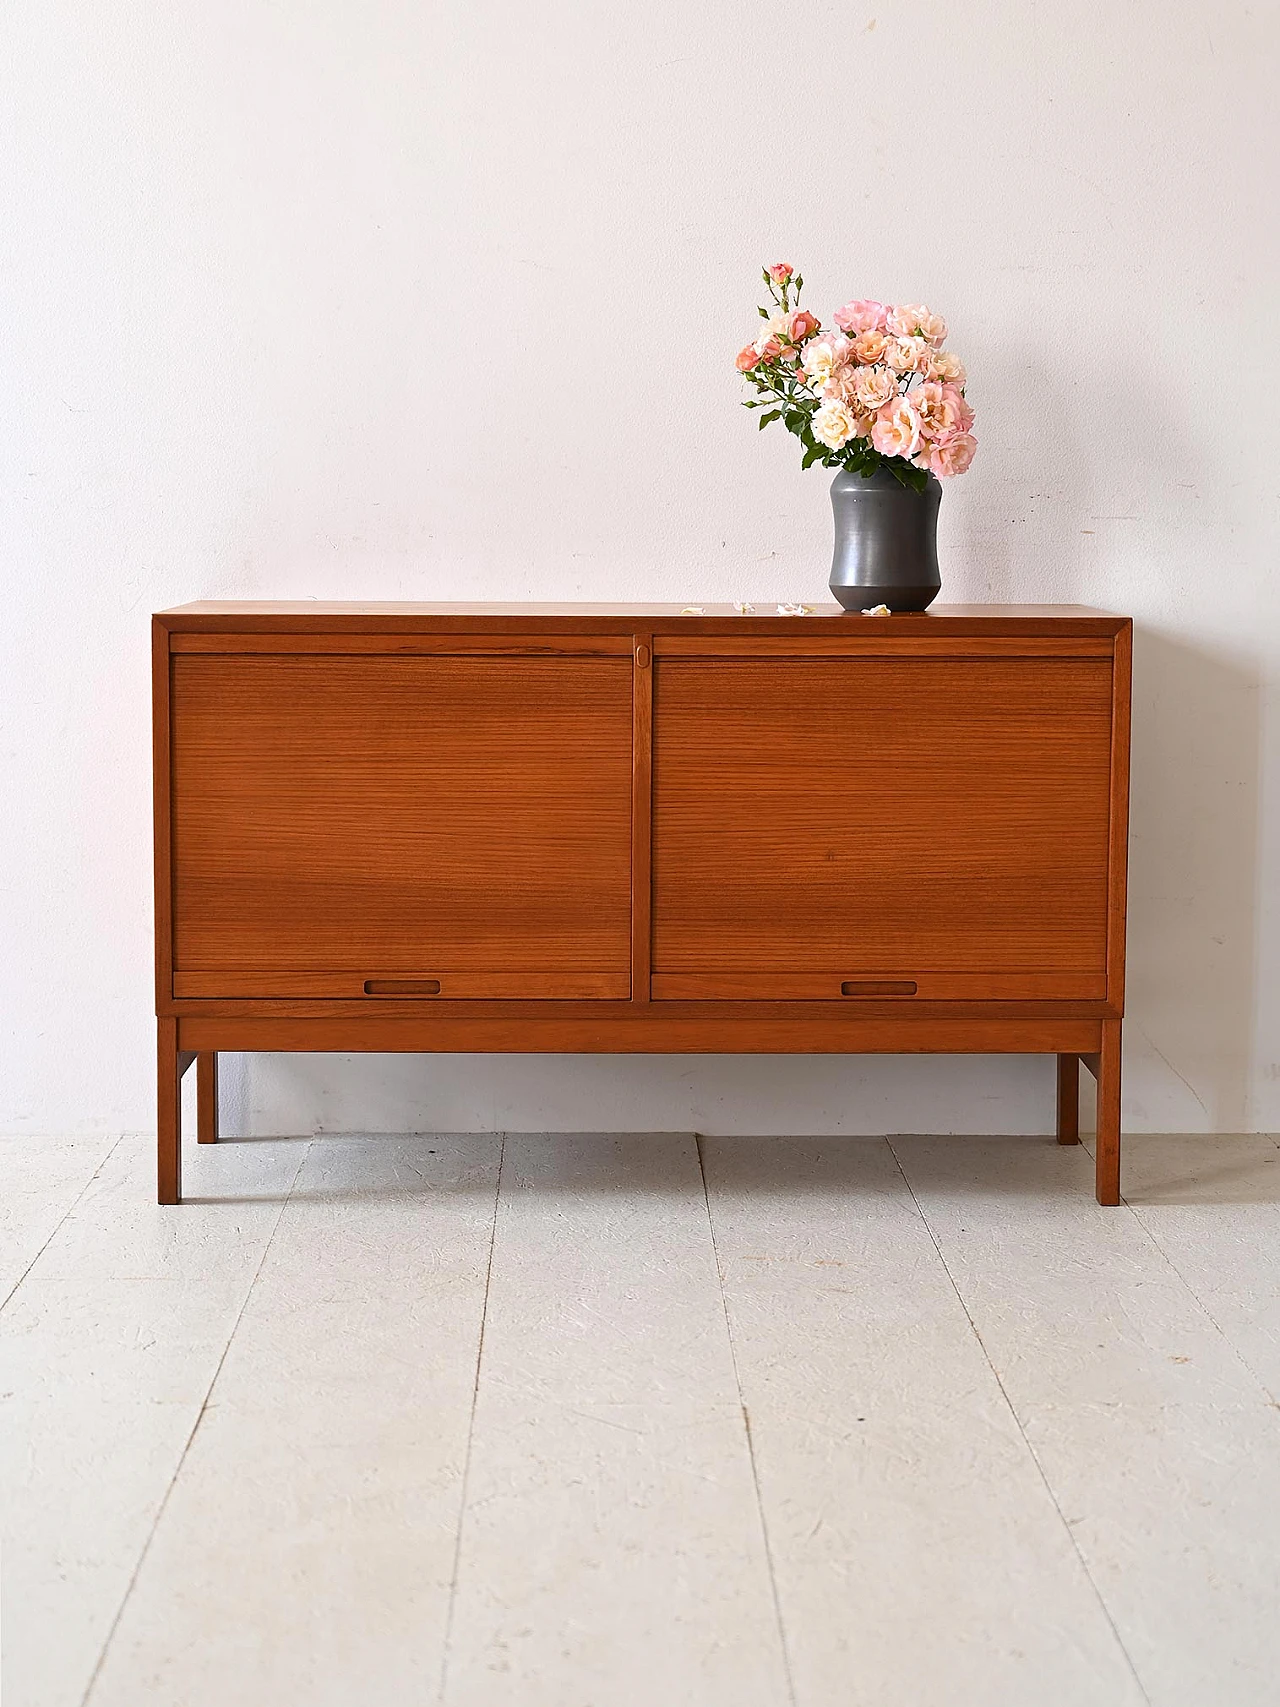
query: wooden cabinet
[
  {"left": 154, "top": 605, "right": 1131, "bottom": 1206},
  {"left": 170, "top": 652, "right": 633, "bottom": 997},
  {"left": 652, "top": 652, "right": 1113, "bottom": 999}
]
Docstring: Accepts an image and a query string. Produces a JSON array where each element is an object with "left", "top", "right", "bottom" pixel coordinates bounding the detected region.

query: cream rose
[
  {"left": 801, "top": 333, "right": 850, "bottom": 393},
  {"left": 887, "top": 303, "right": 946, "bottom": 345},
  {"left": 884, "top": 336, "right": 928, "bottom": 373},
  {"left": 812, "top": 399, "right": 859, "bottom": 451},
  {"left": 926, "top": 349, "right": 966, "bottom": 385},
  {"left": 753, "top": 312, "right": 790, "bottom": 356},
  {"left": 915, "top": 310, "right": 947, "bottom": 346},
  {"left": 852, "top": 364, "right": 899, "bottom": 413}
]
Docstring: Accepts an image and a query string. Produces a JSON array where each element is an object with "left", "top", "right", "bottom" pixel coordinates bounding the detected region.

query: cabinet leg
[
  {"left": 1056, "top": 1053, "right": 1080, "bottom": 1144},
  {"left": 196, "top": 1052, "right": 219, "bottom": 1144},
  {"left": 158, "top": 1018, "right": 184, "bottom": 1205},
  {"left": 1092, "top": 1020, "right": 1123, "bottom": 1206}
]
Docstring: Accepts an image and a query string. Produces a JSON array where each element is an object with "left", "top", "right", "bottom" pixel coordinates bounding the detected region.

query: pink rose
[
  {"left": 914, "top": 380, "right": 974, "bottom": 443},
  {"left": 887, "top": 303, "right": 946, "bottom": 345},
  {"left": 920, "top": 432, "right": 977, "bottom": 477},
  {"left": 786, "top": 308, "right": 821, "bottom": 342},
  {"left": 735, "top": 343, "right": 762, "bottom": 372},
  {"left": 944, "top": 383, "right": 973, "bottom": 430},
  {"left": 851, "top": 329, "right": 888, "bottom": 365},
  {"left": 767, "top": 263, "right": 794, "bottom": 283},
  {"left": 852, "top": 364, "right": 899, "bottom": 413},
  {"left": 913, "top": 380, "right": 950, "bottom": 437},
  {"left": 834, "top": 299, "right": 888, "bottom": 335},
  {"left": 870, "top": 396, "right": 922, "bottom": 460}
]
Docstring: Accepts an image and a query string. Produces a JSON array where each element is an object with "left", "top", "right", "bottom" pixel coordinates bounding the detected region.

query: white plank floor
[{"left": 3, "top": 1129, "right": 1280, "bottom": 1707}]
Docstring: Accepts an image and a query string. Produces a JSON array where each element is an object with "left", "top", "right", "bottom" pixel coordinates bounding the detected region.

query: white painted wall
[{"left": 3, "top": 0, "right": 1276, "bottom": 1140}]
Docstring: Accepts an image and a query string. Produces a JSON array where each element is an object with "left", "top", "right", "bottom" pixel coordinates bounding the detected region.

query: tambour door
[
  {"left": 169, "top": 646, "right": 634, "bottom": 999},
  {"left": 651, "top": 647, "right": 1117, "bottom": 1001}
]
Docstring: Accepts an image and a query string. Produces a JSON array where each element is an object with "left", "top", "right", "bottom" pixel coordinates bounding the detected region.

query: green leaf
[
  {"left": 757, "top": 410, "right": 781, "bottom": 429},
  {"left": 887, "top": 458, "right": 929, "bottom": 493},
  {"left": 802, "top": 445, "right": 823, "bottom": 469},
  {"left": 758, "top": 305, "right": 769, "bottom": 318}
]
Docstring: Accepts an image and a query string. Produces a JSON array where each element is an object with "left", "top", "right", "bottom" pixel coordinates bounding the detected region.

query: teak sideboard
[{"left": 152, "top": 602, "right": 1131, "bottom": 1205}]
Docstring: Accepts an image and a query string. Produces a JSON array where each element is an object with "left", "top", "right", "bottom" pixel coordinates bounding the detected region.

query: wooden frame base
[
  {"left": 156, "top": 1018, "right": 1123, "bottom": 1207},
  {"left": 1053, "top": 1026, "right": 1122, "bottom": 1203},
  {"left": 1056, "top": 1053, "right": 1080, "bottom": 1145},
  {"left": 196, "top": 1052, "right": 219, "bottom": 1144}
]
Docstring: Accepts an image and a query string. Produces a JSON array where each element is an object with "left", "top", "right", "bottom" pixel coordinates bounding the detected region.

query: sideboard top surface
[{"left": 157, "top": 602, "right": 1128, "bottom": 635}]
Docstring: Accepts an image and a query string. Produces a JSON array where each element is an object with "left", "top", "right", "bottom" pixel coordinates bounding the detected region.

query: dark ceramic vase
[{"left": 828, "top": 467, "right": 942, "bottom": 612}]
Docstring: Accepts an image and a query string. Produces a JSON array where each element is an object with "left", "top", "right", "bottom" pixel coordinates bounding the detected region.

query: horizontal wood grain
[
  {"left": 170, "top": 633, "right": 633, "bottom": 656},
  {"left": 164, "top": 997, "right": 1120, "bottom": 1021},
  {"left": 176, "top": 1014, "right": 1105, "bottom": 1056},
  {"left": 173, "top": 971, "right": 631, "bottom": 999},
  {"left": 653, "top": 635, "right": 1113, "bottom": 659},
  {"left": 651, "top": 972, "right": 1107, "bottom": 1001},
  {"left": 652, "top": 655, "right": 1114, "bottom": 978},
  {"left": 171, "top": 653, "right": 633, "bottom": 978},
  {"left": 155, "top": 611, "right": 1126, "bottom": 641}
]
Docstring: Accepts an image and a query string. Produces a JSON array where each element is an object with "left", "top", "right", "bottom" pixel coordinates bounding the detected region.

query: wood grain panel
[
  {"left": 651, "top": 971, "right": 1106, "bottom": 1001},
  {"left": 1106, "top": 621, "right": 1133, "bottom": 1009},
  {"left": 170, "top": 633, "right": 632, "bottom": 656},
  {"left": 654, "top": 635, "right": 1112, "bottom": 659},
  {"left": 171, "top": 655, "right": 632, "bottom": 979},
  {"left": 630, "top": 633, "right": 654, "bottom": 1003},
  {"left": 652, "top": 656, "right": 1114, "bottom": 980},
  {"left": 173, "top": 971, "right": 630, "bottom": 999},
  {"left": 152, "top": 618, "right": 174, "bottom": 1012},
  {"left": 177, "top": 1014, "right": 1105, "bottom": 1057}
]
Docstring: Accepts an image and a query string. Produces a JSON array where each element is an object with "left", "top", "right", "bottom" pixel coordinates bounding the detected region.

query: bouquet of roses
[{"left": 736, "top": 264, "right": 976, "bottom": 491}]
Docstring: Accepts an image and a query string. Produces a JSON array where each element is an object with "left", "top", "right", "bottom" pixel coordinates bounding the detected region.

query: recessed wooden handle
[
  {"left": 841, "top": 980, "right": 917, "bottom": 997},
  {"left": 635, "top": 642, "right": 651, "bottom": 668},
  {"left": 364, "top": 979, "right": 440, "bottom": 995}
]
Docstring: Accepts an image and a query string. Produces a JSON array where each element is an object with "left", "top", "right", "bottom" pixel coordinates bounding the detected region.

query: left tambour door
[{"left": 169, "top": 643, "right": 634, "bottom": 999}]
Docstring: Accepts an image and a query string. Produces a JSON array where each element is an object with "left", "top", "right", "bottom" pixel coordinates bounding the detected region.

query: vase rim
[{"left": 830, "top": 465, "right": 941, "bottom": 492}]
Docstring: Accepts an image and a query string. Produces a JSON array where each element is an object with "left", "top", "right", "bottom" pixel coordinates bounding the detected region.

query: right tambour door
[{"left": 650, "top": 647, "right": 1116, "bottom": 1001}]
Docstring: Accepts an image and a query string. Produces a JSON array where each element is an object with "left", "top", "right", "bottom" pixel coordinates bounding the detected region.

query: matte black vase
[{"left": 828, "top": 467, "right": 942, "bottom": 612}]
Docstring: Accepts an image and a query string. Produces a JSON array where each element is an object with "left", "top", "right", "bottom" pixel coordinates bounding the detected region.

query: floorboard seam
[
  {"left": 695, "top": 1133, "right": 799, "bottom": 1707},
  {"left": 76, "top": 1137, "right": 313, "bottom": 1707},
  {"left": 1079, "top": 1135, "right": 1280, "bottom": 1406},
  {"left": 0, "top": 1135, "right": 127, "bottom": 1316},
  {"left": 885, "top": 1137, "right": 1153, "bottom": 1707},
  {"left": 437, "top": 1130, "right": 506, "bottom": 1707}
]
